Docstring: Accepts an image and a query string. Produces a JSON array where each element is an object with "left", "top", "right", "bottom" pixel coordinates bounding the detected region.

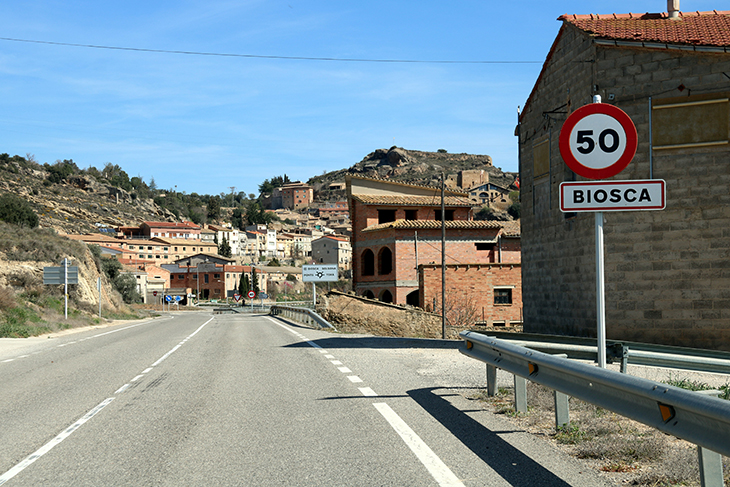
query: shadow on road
[
  {"left": 284, "top": 335, "right": 460, "bottom": 350},
  {"left": 407, "top": 387, "right": 573, "bottom": 487}
]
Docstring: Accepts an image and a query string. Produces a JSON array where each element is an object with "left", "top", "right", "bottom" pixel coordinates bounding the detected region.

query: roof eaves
[{"left": 347, "top": 174, "right": 468, "bottom": 197}]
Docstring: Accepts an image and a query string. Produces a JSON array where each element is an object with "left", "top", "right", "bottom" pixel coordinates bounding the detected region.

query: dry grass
[{"left": 470, "top": 381, "right": 730, "bottom": 486}]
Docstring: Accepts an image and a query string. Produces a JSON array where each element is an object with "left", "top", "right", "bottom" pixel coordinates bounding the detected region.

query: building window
[
  {"left": 378, "top": 247, "right": 393, "bottom": 275},
  {"left": 405, "top": 210, "right": 418, "bottom": 220},
  {"left": 362, "top": 249, "right": 375, "bottom": 276},
  {"left": 434, "top": 210, "right": 455, "bottom": 221},
  {"left": 533, "top": 138, "right": 550, "bottom": 179},
  {"left": 378, "top": 209, "right": 397, "bottom": 224},
  {"left": 204, "top": 275, "right": 209, "bottom": 284},
  {"left": 653, "top": 94, "right": 730, "bottom": 149},
  {"left": 178, "top": 275, "right": 184, "bottom": 279},
  {"left": 214, "top": 273, "right": 220, "bottom": 279},
  {"left": 475, "top": 243, "right": 495, "bottom": 251},
  {"left": 494, "top": 288, "right": 512, "bottom": 305}
]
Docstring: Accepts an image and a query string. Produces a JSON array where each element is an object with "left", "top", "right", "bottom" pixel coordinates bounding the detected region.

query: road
[{"left": 0, "top": 313, "right": 615, "bottom": 486}]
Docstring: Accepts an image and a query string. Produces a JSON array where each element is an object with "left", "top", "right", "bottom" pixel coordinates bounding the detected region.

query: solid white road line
[
  {"left": 373, "top": 402, "right": 464, "bottom": 487},
  {"left": 0, "top": 398, "right": 114, "bottom": 486}
]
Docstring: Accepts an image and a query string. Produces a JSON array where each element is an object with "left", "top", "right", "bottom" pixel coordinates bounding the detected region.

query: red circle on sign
[
  {"left": 153, "top": 291, "right": 157, "bottom": 296},
  {"left": 559, "top": 103, "right": 637, "bottom": 180},
  {"left": 247, "top": 291, "right": 256, "bottom": 298}
]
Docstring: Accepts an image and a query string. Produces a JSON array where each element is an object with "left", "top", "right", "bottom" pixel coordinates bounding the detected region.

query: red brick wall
[{"left": 420, "top": 264, "right": 522, "bottom": 325}]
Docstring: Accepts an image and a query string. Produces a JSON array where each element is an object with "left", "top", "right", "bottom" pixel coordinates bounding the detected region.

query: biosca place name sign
[{"left": 560, "top": 180, "right": 666, "bottom": 212}]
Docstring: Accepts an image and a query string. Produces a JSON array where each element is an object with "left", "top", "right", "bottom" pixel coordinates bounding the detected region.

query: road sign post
[
  {"left": 559, "top": 96, "right": 644, "bottom": 368},
  {"left": 302, "top": 265, "right": 338, "bottom": 308}
]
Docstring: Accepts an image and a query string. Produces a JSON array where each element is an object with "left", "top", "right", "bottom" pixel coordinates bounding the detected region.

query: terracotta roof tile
[
  {"left": 559, "top": 10, "right": 730, "bottom": 47},
  {"left": 362, "top": 219, "right": 504, "bottom": 232},
  {"left": 352, "top": 194, "right": 473, "bottom": 207},
  {"left": 348, "top": 174, "right": 468, "bottom": 196}
]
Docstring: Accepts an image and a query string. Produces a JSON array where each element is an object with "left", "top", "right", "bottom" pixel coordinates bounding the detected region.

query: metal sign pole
[
  {"left": 596, "top": 212, "right": 607, "bottom": 368},
  {"left": 97, "top": 277, "right": 102, "bottom": 319},
  {"left": 64, "top": 258, "right": 68, "bottom": 320}
]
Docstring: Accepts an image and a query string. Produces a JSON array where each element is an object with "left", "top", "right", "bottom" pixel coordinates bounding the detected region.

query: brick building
[
  {"left": 118, "top": 221, "right": 202, "bottom": 240},
  {"left": 347, "top": 175, "right": 521, "bottom": 324},
  {"left": 276, "top": 182, "right": 313, "bottom": 210},
  {"left": 518, "top": 7, "right": 730, "bottom": 349},
  {"left": 162, "top": 256, "right": 268, "bottom": 301}
]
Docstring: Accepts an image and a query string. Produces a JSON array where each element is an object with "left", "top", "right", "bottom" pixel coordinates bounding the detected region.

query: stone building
[
  {"left": 347, "top": 174, "right": 521, "bottom": 325},
  {"left": 311, "top": 235, "right": 352, "bottom": 270},
  {"left": 518, "top": 6, "right": 730, "bottom": 349}
]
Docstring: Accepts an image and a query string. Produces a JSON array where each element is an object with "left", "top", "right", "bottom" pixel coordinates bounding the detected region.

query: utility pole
[{"left": 441, "top": 172, "right": 446, "bottom": 339}]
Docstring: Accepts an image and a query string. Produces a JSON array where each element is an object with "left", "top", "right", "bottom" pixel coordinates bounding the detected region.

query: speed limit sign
[{"left": 559, "top": 103, "right": 637, "bottom": 180}]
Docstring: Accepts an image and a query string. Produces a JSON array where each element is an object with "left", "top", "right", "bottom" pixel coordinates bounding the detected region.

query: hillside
[
  {"left": 309, "top": 146, "right": 518, "bottom": 202},
  {"left": 0, "top": 156, "right": 177, "bottom": 235}
]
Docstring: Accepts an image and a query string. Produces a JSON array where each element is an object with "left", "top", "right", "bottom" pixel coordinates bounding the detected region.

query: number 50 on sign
[{"left": 559, "top": 103, "right": 638, "bottom": 180}]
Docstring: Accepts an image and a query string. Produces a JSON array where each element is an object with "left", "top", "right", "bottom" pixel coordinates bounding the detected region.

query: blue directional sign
[
  {"left": 165, "top": 295, "right": 172, "bottom": 302},
  {"left": 175, "top": 295, "right": 182, "bottom": 302}
]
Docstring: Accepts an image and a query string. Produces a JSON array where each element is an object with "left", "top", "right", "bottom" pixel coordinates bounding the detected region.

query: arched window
[
  {"left": 363, "top": 290, "right": 375, "bottom": 299},
  {"left": 378, "top": 247, "right": 393, "bottom": 275},
  {"left": 380, "top": 289, "right": 393, "bottom": 303},
  {"left": 362, "top": 249, "right": 375, "bottom": 276},
  {"left": 406, "top": 290, "right": 419, "bottom": 307}
]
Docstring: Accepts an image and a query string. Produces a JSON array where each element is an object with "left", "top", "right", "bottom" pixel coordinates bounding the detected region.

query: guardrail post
[
  {"left": 696, "top": 390, "right": 724, "bottom": 487},
  {"left": 486, "top": 364, "right": 497, "bottom": 397},
  {"left": 698, "top": 447, "right": 723, "bottom": 487},
  {"left": 554, "top": 391, "right": 569, "bottom": 429},
  {"left": 514, "top": 375, "right": 527, "bottom": 414}
]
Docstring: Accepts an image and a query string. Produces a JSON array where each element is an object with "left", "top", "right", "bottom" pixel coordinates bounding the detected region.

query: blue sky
[{"left": 0, "top": 1, "right": 719, "bottom": 196}]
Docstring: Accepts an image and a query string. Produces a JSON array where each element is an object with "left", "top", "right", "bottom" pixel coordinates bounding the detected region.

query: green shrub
[
  {"left": 0, "top": 194, "right": 39, "bottom": 228},
  {"left": 113, "top": 274, "right": 142, "bottom": 304}
]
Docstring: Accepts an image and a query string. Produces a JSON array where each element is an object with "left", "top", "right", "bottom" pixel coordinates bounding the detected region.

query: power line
[{"left": 0, "top": 37, "right": 542, "bottom": 65}]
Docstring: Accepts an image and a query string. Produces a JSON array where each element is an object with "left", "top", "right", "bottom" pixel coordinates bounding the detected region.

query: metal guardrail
[
  {"left": 479, "top": 330, "right": 730, "bottom": 375},
  {"left": 459, "top": 331, "right": 730, "bottom": 460},
  {"left": 270, "top": 305, "right": 337, "bottom": 331}
]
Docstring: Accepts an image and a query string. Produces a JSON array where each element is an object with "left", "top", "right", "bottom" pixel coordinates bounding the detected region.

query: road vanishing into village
[{"left": 0, "top": 313, "right": 615, "bottom": 486}]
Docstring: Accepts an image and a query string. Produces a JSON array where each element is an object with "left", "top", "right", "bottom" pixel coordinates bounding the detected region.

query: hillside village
[{"left": 0, "top": 146, "right": 521, "bottom": 333}]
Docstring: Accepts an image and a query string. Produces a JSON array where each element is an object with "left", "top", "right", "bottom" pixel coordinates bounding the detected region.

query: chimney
[{"left": 667, "top": 0, "right": 680, "bottom": 19}]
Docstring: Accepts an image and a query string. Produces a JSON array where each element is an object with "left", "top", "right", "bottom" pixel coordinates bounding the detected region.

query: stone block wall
[{"left": 519, "top": 23, "right": 730, "bottom": 350}]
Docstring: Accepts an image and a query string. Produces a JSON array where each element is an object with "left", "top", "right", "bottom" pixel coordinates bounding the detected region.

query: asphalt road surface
[{"left": 0, "top": 313, "right": 616, "bottom": 486}]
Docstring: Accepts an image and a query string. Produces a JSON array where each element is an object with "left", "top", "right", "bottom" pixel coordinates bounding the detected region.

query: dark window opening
[
  {"left": 405, "top": 210, "right": 418, "bottom": 221},
  {"left": 406, "top": 290, "right": 419, "bottom": 306},
  {"left": 363, "top": 290, "right": 375, "bottom": 299},
  {"left": 362, "top": 249, "right": 375, "bottom": 276},
  {"left": 434, "top": 210, "right": 455, "bottom": 221},
  {"left": 494, "top": 289, "right": 512, "bottom": 305},
  {"left": 378, "top": 209, "right": 397, "bottom": 224},
  {"left": 380, "top": 290, "right": 393, "bottom": 303},
  {"left": 378, "top": 247, "right": 393, "bottom": 275},
  {"left": 475, "top": 243, "right": 495, "bottom": 251}
]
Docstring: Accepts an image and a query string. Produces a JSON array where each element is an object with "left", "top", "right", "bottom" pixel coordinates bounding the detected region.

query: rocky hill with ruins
[{"left": 309, "top": 146, "right": 518, "bottom": 202}]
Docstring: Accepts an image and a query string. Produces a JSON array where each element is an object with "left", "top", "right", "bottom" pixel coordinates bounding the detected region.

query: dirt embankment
[{"left": 320, "top": 291, "right": 522, "bottom": 339}]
